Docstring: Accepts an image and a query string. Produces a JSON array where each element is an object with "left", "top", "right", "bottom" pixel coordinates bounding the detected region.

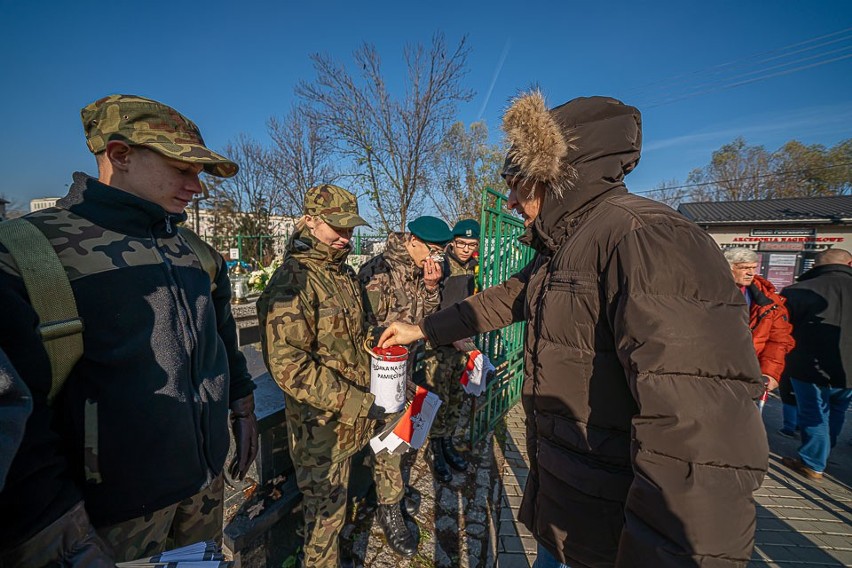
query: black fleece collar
[
  {"left": 799, "top": 263, "right": 852, "bottom": 281},
  {"left": 57, "top": 172, "right": 187, "bottom": 239},
  {"left": 747, "top": 282, "right": 774, "bottom": 307}
]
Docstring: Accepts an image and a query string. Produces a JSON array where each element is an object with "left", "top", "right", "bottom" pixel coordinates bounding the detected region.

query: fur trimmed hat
[{"left": 501, "top": 90, "right": 578, "bottom": 198}]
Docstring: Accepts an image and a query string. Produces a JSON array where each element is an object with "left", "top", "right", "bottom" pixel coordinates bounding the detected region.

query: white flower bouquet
[{"left": 247, "top": 258, "right": 282, "bottom": 293}]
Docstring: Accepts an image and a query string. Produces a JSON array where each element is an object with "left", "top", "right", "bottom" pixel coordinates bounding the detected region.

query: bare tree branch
[
  {"left": 210, "top": 134, "right": 280, "bottom": 262},
  {"left": 267, "top": 104, "right": 338, "bottom": 216},
  {"left": 429, "top": 121, "right": 504, "bottom": 224},
  {"left": 297, "top": 33, "right": 473, "bottom": 231}
]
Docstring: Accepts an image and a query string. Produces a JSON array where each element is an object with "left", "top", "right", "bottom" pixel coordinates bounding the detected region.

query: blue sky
[{"left": 1, "top": 0, "right": 850, "bottom": 209}]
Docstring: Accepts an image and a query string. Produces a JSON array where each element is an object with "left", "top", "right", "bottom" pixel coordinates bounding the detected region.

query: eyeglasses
[{"left": 453, "top": 240, "right": 478, "bottom": 251}]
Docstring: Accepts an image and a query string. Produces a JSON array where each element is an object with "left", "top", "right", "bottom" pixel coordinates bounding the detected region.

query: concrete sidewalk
[{"left": 496, "top": 395, "right": 852, "bottom": 567}]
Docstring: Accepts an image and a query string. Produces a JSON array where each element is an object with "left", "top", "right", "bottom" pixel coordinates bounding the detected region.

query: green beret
[
  {"left": 408, "top": 216, "right": 452, "bottom": 244},
  {"left": 452, "top": 219, "right": 480, "bottom": 239}
]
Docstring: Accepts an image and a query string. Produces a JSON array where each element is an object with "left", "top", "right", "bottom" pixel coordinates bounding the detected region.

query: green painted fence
[{"left": 470, "top": 187, "right": 534, "bottom": 444}]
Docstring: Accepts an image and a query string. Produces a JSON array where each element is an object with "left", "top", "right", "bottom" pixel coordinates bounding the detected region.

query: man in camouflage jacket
[
  {"left": 257, "top": 185, "right": 416, "bottom": 565},
  {"left": 359, "top": 216, "right": 453, "bottom": 328},
  {"left": 358, "top": 218, "right": 451, "bottom": 484},
  {"left": 0, "top": 95, "right": 257, "bottom": 566},
  {"left": 420, "top": 219, "right": 481, "bottom": 481}
]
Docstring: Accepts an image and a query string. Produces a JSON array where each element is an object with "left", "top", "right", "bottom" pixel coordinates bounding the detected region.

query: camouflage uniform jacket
[
  {"left": 358, "top": 232, "right": 440, "bottom": 327},
  {"left": 0, "top": 173, "right": 253, "bottom": 544},
  {"left": 257, "top": 231, "right": 376, "bottom": 467}
]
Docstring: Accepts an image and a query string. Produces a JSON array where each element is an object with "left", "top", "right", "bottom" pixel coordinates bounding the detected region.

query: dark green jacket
[{"left": 440, "top": 247, "right": 478, "bottom": 309}]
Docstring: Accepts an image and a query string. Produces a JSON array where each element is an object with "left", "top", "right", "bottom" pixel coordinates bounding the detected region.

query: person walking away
[{"left": 780, "top": 247, "right": 852, "bottom": 481}]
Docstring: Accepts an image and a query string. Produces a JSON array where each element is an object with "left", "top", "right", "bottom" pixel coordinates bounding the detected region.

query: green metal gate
[{"left": 470, "top": 187, "right": 534, "bottom": 444}]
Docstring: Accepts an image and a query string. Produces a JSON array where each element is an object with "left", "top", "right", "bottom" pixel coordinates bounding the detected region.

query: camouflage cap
[
  {"left": 81, "top": 94, "right": 238, "bottom": 178},
  {"left": 304, "top": 184, "right": 370, "bottom": 229}
]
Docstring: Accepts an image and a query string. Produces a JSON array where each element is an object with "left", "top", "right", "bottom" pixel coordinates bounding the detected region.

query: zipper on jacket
[
  {"left": 529, "top": 257, "right": 552, "bottom": 466},
  {"left": 150, "top": 225, "right": 210, "bottom": 473},
  {"left": 750, "top": 304, "right": 779, "bottom": 331}
]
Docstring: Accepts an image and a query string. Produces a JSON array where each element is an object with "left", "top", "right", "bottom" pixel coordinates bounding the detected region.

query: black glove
[
  {"left": 369, "top": 327, "right": 387, "bottom": 349},
  {"left": 366, "top": 402, "right": 388, "bottom": 420},
  {"left": 228, "top": 394, "right": 259, "bottom": 481}
]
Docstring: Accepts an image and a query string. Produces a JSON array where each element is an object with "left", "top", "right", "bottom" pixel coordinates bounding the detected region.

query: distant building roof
[{"left": 678, "top": 195, "right": 852, "bottom": 225}]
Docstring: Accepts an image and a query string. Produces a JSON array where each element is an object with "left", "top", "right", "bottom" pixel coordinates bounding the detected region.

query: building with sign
[
  {"left": 30, "top": 197, "right": 61, "bottom": 212},
  {"left": 678, "top": 195, "right": 852, "bottom": 290}
]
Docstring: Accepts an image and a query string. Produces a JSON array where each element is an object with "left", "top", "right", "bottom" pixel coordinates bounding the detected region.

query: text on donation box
[{"left": 370, "top": 346, "right": 408, "bottom": 413}]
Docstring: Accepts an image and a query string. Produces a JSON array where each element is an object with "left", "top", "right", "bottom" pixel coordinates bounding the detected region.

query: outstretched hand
[{"left": 378, "top": 322, "right": 426, "bottom": 348}]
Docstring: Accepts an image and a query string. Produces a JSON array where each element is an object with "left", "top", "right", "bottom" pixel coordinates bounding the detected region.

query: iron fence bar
[{"left": 470, "top": 186, "right": 533, "bottom": 444}]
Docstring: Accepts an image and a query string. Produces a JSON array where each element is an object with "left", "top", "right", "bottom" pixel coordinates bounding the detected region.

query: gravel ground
[{"left": 342, "top": 402, "right": 505, "bottom": 568}]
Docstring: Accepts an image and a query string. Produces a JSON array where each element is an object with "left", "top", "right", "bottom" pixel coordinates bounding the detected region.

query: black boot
[
  {"left": 430, "top": 438, "right": 452, "bottom": 482},
  {"left": 402, "top": 485, "right": 421, "bottom": 517},
  {"left": 377, "top": 503, "right": 418, "bottom": 557},
  {"left": 339, "top": 535, "right": 356, "bottom": 568},
  {"left": 441, "top": 437, "right": 468, "bottom": 472}
]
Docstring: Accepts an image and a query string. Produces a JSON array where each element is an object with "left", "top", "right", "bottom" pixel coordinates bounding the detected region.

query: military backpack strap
[
  {"left": 178, "top": 227, "right": 218, "bottom": 292},
  {"left": 0, "top": 218, "right": 84, "bottom": 404}
]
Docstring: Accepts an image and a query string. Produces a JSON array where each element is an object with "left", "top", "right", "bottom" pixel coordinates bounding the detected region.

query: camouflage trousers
[
  {"left": 295, "top": 451, "right": 402, "bottom": 567},
  {"left": 0, "top": 501, "right": 113, "bottom": 568},
  {"left": 419, "top": 345, "right": 468, "bottom": 438},
  {"left": 95, "top": 473, "right": 224, "bottom": 563}
]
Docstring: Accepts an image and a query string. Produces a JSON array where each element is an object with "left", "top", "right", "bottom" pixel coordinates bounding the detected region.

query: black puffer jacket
[
  {"left": 422, "top": 97, "right": 767, "bottom": 567},
  {"left": 0, "top": 174, "right": 253, "bottom": 545},
  {"left": 781, "top": 263, "right": 852, "bottom": 389}
]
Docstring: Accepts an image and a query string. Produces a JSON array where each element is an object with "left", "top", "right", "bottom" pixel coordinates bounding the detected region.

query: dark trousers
[{"left": 0, "top": 501, "right": 113, "bottom": 568}]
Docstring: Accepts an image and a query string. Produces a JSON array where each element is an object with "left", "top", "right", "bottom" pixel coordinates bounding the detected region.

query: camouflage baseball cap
[
  {"left": 81, "top": 94, "right": 238, "bottom": 178},
  {"left": 304, "top": 184, "right": 370, "bottom": 229}
]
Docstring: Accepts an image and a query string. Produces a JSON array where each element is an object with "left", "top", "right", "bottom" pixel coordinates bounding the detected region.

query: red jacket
[{"left": 747, "top": 275, "right": 795, "bottom": 381}]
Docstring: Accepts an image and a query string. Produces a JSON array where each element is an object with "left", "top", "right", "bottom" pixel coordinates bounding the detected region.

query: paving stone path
[
  {"left": 345, "top": 399, "right": 504, "bottom": 568},
  {"left": 495, "top": 395, "right": 852, "bottom": 568}
]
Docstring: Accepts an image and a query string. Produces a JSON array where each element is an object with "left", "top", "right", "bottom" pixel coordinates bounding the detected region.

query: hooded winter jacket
[
  {"left": 0, "top": 173, "right": 253, "bottom": 545},
  {"left": 745, "top": 275, "right": 794, "bottom": 381},
  {"left": 421, "top": 95, "right": 768, "bottom": 567},
  {"left": 781, "top": 263, "right": 852, "bottom": 389}
]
